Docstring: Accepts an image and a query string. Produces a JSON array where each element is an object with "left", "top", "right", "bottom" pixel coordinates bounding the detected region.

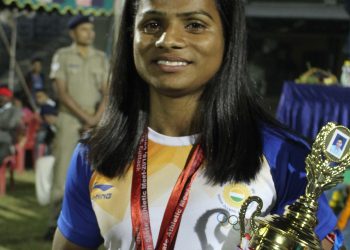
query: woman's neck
[{"left": 148, "top": 90, "right": 200, "bottom": 137}]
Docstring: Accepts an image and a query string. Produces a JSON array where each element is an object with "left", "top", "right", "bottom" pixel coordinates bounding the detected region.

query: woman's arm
[
  {"left": 322, "top": 238, "right": 333, "bottom": 250},
  {"left": 52, "top": 228, "right": 97, "bottom": 250}
]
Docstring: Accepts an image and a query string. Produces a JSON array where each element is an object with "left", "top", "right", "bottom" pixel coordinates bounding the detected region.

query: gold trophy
[{"left": 239, "top": 122, "right": 350, "bottom": 249}]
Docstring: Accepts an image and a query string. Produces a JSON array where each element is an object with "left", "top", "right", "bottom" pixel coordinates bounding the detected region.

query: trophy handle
[{"left": 239, "top": 196, "right": 263, "bottom": 239}]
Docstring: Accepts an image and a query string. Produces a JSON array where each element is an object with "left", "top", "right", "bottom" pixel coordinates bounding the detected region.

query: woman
[{"left": 52, "top": 0, "right": 340, "bottom": 249}]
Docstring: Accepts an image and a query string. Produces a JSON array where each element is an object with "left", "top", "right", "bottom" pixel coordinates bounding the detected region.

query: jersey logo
[
  {"left": 93, "top": 184, "right": 114, "bottom": 191},
  {"left": 91, "top": 183, "right": 114, "bottom": 200},
  {"left": 218, "top": 183, "right": 252, "bottom": 211}
]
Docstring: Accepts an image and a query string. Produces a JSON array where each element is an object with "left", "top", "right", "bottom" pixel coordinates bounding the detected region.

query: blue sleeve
[
  {"left": 57, "top": 143, "right": 104, "bottom": 248},
  {"left": 263, "top": 127, "right": 337, "bottom": 240},
  {"left": 316, "top": 195, "right": 338, "bottom": 240}
]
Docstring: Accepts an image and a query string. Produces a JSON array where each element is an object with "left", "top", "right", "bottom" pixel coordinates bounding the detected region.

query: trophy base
[{"left": 249, "top": 215, "right": 321, "bottom": 250}]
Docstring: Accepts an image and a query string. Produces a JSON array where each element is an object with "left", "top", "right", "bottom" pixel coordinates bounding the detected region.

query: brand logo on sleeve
[
  {"left": 91, "top": 183, "right": 114, "bottom": 200},
  {"left": 93, "top": 184, "right": 114, "bottom": 191}
]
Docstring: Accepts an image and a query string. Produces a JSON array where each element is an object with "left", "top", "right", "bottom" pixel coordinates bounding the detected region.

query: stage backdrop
[
  {"left": 1, "top": 0, "right": 114, "bottom": 16},
  {"left": 276, "top": 81, "right": 350, "bottom": 183}
]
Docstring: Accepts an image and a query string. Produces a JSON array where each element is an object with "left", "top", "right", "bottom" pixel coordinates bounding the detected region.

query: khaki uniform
[{"left": 49, "top": 44, "right": 108, "bottom": 203}]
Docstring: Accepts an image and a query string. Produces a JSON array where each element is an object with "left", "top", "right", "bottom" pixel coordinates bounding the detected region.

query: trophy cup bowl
[{"left": 239, "top": 122, "right": 350, "bottom": 249}]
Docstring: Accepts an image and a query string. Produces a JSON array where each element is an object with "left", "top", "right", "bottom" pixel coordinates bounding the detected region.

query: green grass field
[{"left": 0, "top": 170, "right": 51, "bottom": 250}]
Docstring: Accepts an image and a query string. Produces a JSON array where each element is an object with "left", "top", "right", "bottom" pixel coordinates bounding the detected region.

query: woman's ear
[{"left": 130, "top": 28, "right": 135, "bottom": 39}]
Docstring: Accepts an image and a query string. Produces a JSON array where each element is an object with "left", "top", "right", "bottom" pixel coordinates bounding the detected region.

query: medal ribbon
[{"left": 131, "top": 132, "right": 204, "bottom": 250}]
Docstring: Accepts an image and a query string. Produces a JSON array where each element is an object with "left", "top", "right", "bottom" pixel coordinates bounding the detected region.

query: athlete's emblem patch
[{"left": 220, "top": 184, "right": 252, "bottom": 209}]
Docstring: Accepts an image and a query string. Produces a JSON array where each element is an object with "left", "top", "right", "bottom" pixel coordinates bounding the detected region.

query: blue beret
[{"left": 68, "top": 15, "right": 94, "bottom": 29}]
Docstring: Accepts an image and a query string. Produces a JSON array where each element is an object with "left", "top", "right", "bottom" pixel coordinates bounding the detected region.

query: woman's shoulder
[
  {"left": 68, "top": 142, "right": 94, "bottom": 180},
  {"left": 74, "top": 142, "right": 90, "bottom": 157}
]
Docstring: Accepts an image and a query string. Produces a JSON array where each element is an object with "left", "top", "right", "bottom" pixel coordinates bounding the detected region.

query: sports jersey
[{"left": 57, "top": 125, "right": 337, "bottom": 249}]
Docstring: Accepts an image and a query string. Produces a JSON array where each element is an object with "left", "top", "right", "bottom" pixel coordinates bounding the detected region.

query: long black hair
[{"left": 87, "top": 0, "right": 277, "bottom": 184}]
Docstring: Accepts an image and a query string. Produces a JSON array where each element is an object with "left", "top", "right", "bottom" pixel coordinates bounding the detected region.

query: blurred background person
[
  {"left": 0, "top": 86, "right": 22, "bottom": 164},
  {"left": 25, "top": 57, "right": 46, "bottom": 100},
  {"left": 44, "top": 14, "right": 109, "bottom": 240},
  {"left": 35, "top": 88, "right": 58, "bottom": 157},
  {"left": 35, "top": 88, "right": 56, "bottom": 111}
]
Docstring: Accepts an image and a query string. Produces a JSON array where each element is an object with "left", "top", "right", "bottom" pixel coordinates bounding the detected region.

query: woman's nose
[{"left": 155, "top": 25, "right": 185, "bottom": 49}]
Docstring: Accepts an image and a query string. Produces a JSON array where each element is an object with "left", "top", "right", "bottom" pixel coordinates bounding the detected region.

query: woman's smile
[{"left": 152, "top": 54, "right": 193, "bottom": 73}]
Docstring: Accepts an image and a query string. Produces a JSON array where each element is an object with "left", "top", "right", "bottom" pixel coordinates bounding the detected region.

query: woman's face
[{"left": 133, "top": 0, "right": 225, "bottom": 98}]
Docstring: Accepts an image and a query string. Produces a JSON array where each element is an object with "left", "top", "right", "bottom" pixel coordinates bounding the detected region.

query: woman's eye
[
  {"left": 186, "top": 22, "right": 206, "bottom": 33},
  {"left": 143, "top": 21, "right": 161, "bottom": 34}
]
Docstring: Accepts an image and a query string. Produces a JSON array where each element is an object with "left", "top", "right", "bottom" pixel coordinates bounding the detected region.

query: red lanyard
[{"left": 131, "top": 133, "right": 204, "bottom": 250}]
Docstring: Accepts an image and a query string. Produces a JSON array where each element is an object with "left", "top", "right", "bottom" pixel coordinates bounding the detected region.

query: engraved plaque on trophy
[{"left": 239, "top": 122, "right": 350, "bottom": 249}]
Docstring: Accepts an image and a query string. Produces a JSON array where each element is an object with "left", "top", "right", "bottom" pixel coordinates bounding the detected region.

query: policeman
[{"left": 45, "top": 15, "right": 109, "bottom": 240}]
